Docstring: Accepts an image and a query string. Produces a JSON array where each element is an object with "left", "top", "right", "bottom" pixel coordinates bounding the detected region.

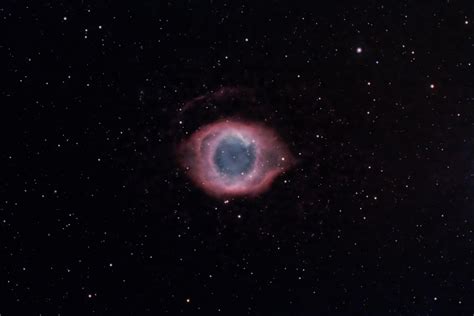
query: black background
[{"left": 2, "top": 1, "right": 474, "bottom": 315}]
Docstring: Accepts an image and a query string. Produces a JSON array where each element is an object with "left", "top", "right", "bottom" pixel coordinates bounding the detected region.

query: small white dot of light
[
  {"left": 281, "top": 157, "right": 285, "bottom": 161},
  {"left": 356, "top": 47, "right": 362, "bottom": 53},
  {"left": 465, "top": 20, "right": 469, "bottom": 25},
  {"left": 63, "top": 16, "right": 67, "bottom": 21},
  {"left": 186, "top": 298, "right": 191, "bottom": 303},
  {"left": 430, "top": 84, "right": 435, "bottom": 89}
]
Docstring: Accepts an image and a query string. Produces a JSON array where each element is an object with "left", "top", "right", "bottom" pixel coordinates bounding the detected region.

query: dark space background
[{"left": 2, "top": 1, "right": 474, "bottom": 315}]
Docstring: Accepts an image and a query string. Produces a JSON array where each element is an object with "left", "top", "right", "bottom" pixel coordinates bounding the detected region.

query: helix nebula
[{"left": 177, "top": 119, "right": 294, "bottom": 198}]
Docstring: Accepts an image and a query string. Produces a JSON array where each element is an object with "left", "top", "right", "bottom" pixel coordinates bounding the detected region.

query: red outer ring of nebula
[{"left": 177, "top": 119, "right": 294, "bottom": 198}]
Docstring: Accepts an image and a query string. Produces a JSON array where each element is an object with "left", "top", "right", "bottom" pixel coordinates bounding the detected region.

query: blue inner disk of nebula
[{"left": 213, "top": 135, "right": 256, "bottom": 177}]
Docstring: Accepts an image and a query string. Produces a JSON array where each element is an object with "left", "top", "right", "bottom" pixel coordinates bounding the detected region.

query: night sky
[{"left": 3, "top": 1, "right": 474, "bottom": 315}]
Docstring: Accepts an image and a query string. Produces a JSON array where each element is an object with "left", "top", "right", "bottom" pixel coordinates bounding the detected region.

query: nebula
[{"left": 177, "top": 119, "right": 294, "bottom": 198}]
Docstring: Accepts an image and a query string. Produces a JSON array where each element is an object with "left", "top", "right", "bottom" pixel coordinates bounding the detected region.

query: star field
[{"left": 2, "top": 1, "right": 474, "bottom": 315}]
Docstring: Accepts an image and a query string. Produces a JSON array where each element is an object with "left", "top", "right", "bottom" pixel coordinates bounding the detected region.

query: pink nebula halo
[{"left": 177, "top": 119, "right": 294, "bottom": 198}]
